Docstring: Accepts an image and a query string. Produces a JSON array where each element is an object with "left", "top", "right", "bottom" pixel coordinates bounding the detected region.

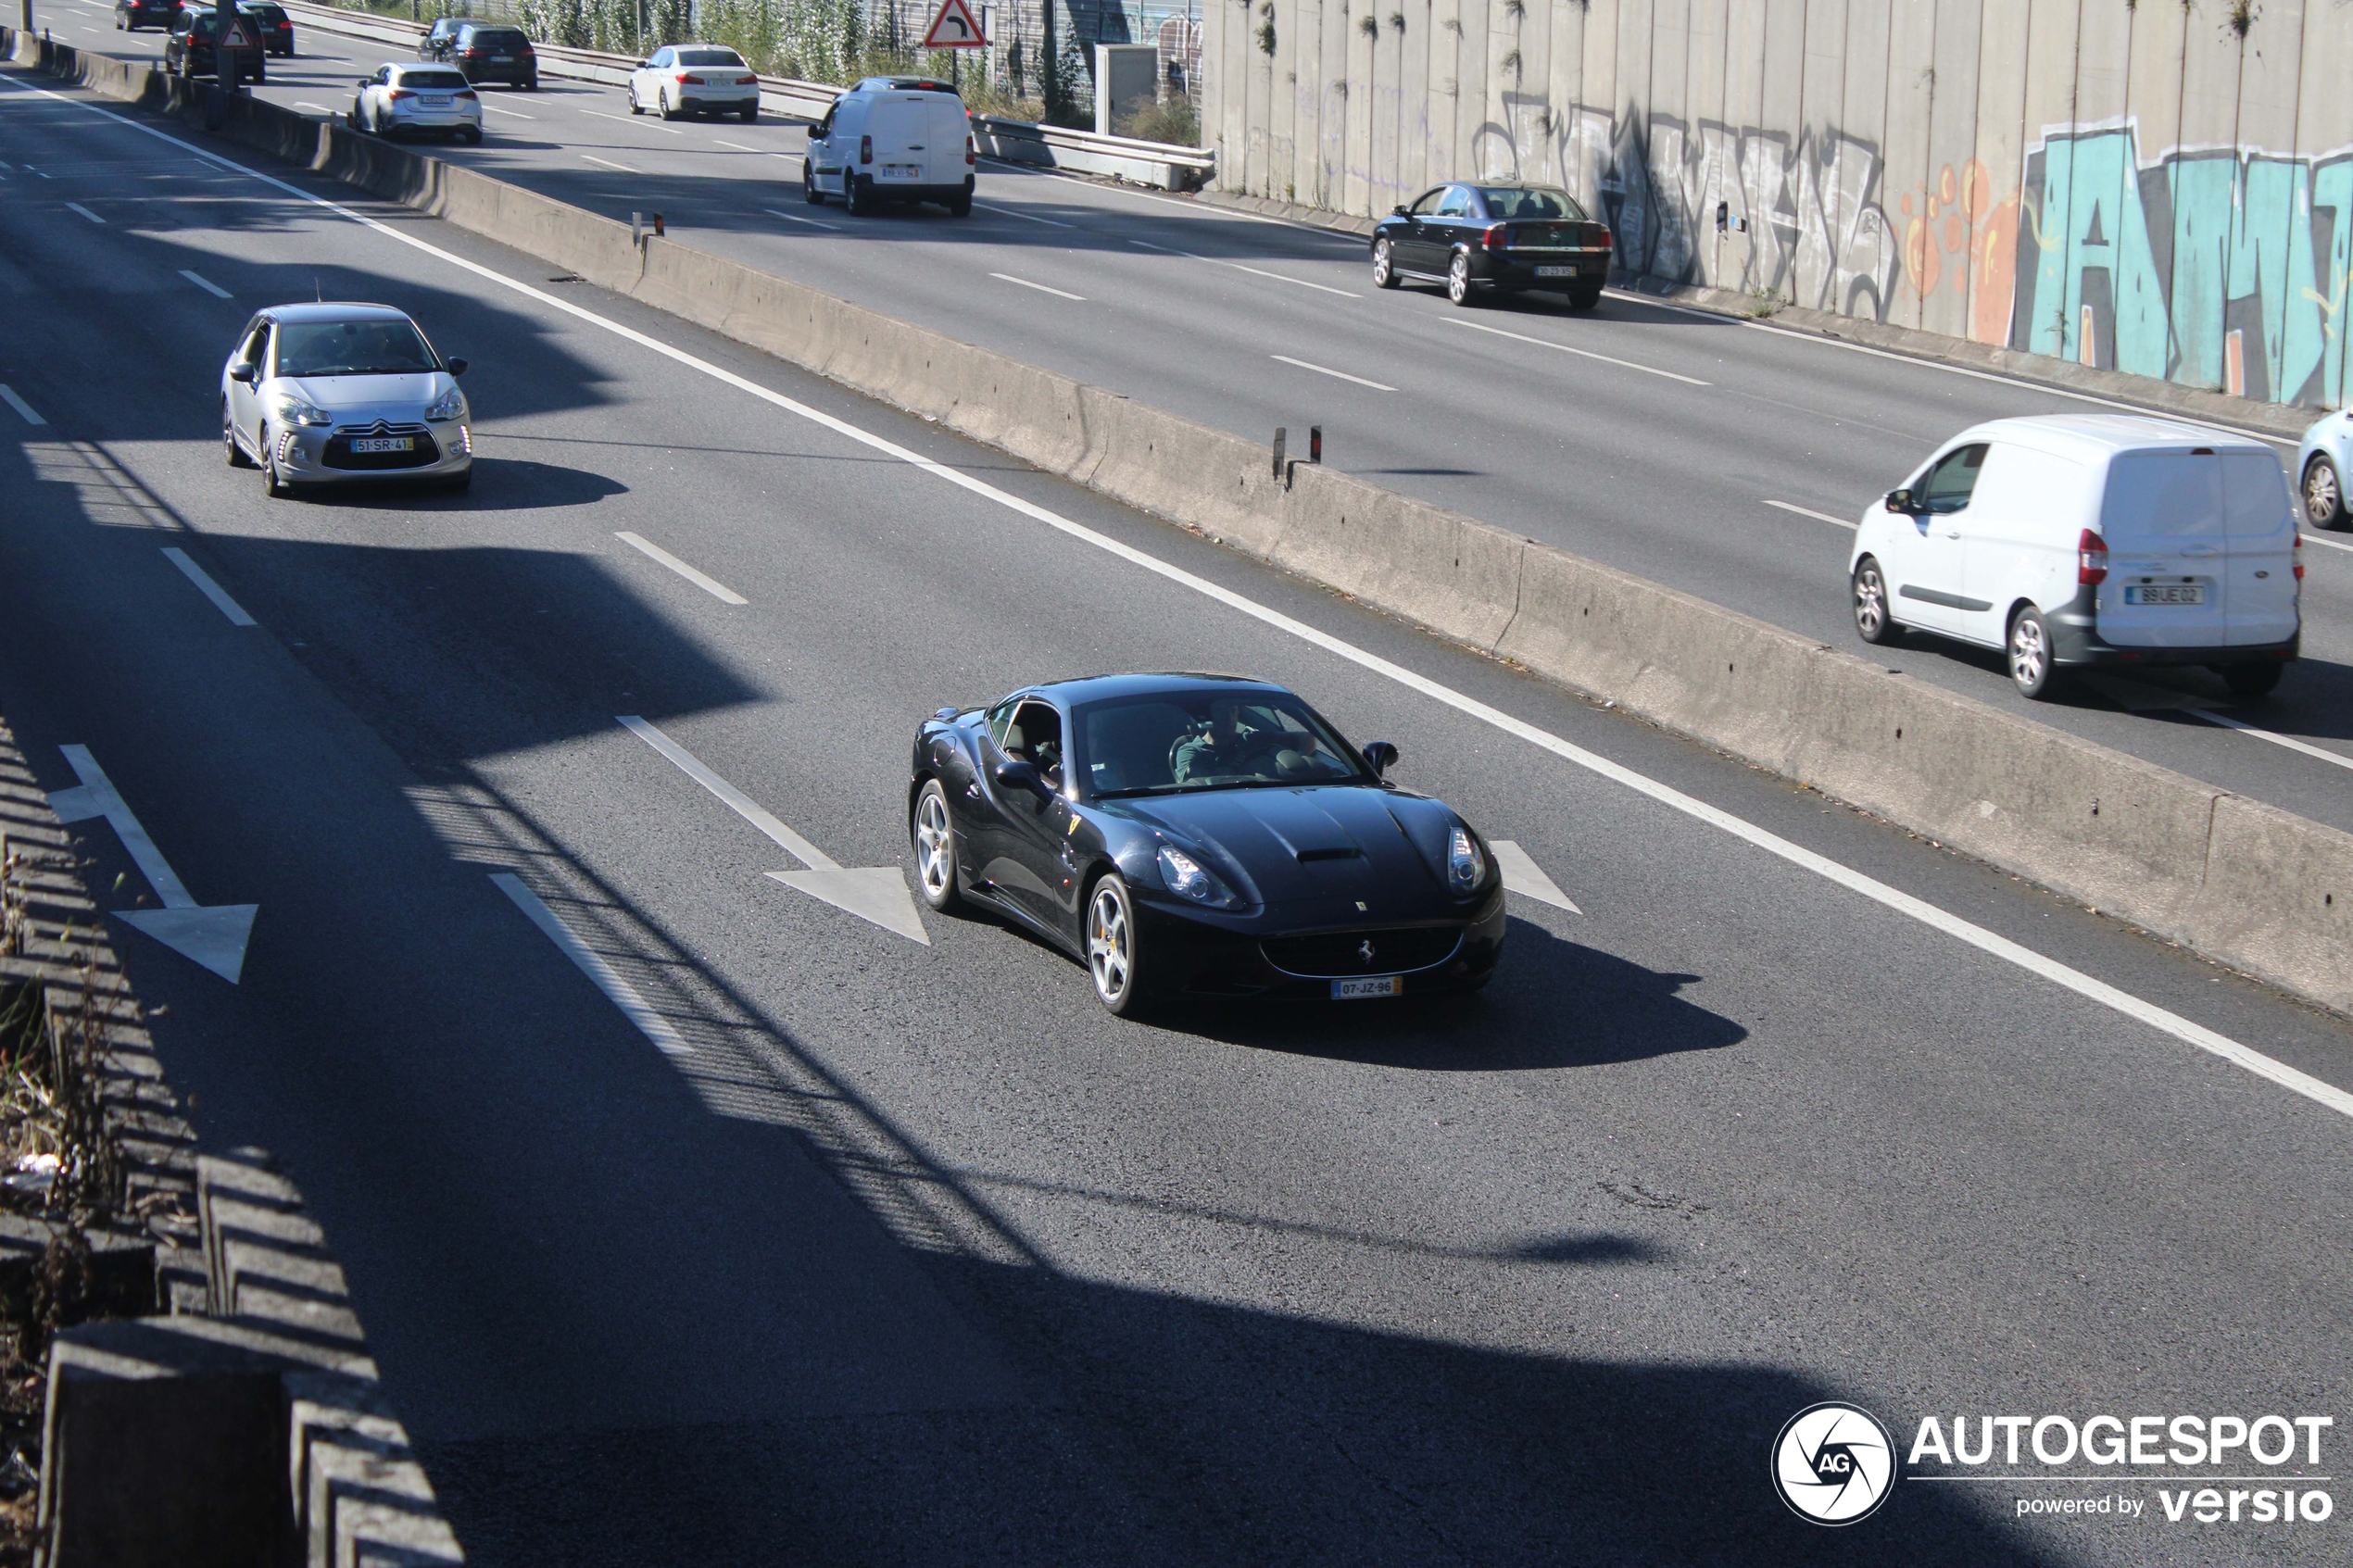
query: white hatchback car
[
  {"left": 350, "top": 63, "right": 483, "bottom": 143},
  {"left": 627, "top": 44, "right": 759, "bottom": 121},
  {"left": 1849, "top": 415, "right": 2301, "bottom": 698},
  {"left": 2295, "top": 406, "right": 2352, "bottom": 531}
]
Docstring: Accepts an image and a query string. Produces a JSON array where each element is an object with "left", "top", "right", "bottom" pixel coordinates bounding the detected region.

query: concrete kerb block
[
  {"left": 2189, "top": 796, "right": 2353, "bottom": 1015},
  {"left": 1273, "top": 469, "right": 1524, "bottom": 649},
  {"left": 285, "top": 1374, "right": 462, "bottom": 1568},
  {"left": 1072, "top": 386, "right": 1285, "bottom": 551}
]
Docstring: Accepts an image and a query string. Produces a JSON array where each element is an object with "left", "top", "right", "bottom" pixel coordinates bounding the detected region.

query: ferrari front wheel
[
  {"left": 1085, "top": 873, "right": 1146, "bottom": 1015},
  {"left": 911, "top": 779, "right": 963, "bottom": 912}
]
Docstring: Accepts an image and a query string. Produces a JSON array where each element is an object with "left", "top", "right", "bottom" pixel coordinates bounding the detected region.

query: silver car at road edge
[{"left": 220, "top": 303, "right": 473, "bottom": 495}]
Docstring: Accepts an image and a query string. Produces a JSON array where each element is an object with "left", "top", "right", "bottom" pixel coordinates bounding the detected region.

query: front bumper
[
  {"left": 1133, "top": 884, "right": 1507, "bottom": 1000},
  {"left": 269, "top": 420, "right": 472, "bottom": 486}
]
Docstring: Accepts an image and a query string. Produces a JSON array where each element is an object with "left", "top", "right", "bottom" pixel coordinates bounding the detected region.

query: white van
[
  {"left": 1848, "top": 415, "right": 2301, "bottom": 698},
  {"left": 802, "top": 77, "right": 975, "bottom": 217}
]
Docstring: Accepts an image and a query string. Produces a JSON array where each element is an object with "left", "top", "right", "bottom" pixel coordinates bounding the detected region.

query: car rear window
[
  {"left": 673, "top": 47, "right": 747, "bottom": 67},
  {"left": 2102, "top": 451, "right": 2270, "bottom": 542},
  {"left": 400, "top": 69, "right": 470, "bottom": 89},
  {"left": 464, "top": 28, "right": 526, "bottom": 45},
  {"left": 273, "top": 319, "right": 438, "bottom": 378},
  {"left": 243, "top": 5, "right": 286, "bottom": 21},
  {"left": 1478, "top": 186, "right": 1588, "bottom": 220}
]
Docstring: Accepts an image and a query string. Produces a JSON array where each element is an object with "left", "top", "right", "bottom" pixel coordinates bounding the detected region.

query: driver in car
[{"left": 1173, "top": 701, "right": 1268, "bottom": 783}]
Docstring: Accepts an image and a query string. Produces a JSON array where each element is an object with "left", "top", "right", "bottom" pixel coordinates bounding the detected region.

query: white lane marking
[
  {"left": 583, "top": 154, "right": 638, "bottom": 172},
  {"left": 1764, "top": 498, "right": 1857, "bottom": 529},
  {"left": 1615, "top": 290, "right": 2300, "bottom": 450},
  {"left": 2302, "top": 530, "right": 2353, "bottom": 557},
  {"left": 50, "top": 746, "right": 258, "bottom": 984},
  {"left": 31, "top": 74, "right": 2343, "bottom": 1125},
  {"left": 989, "top": 160, "right": 1367, "bottom": 246},
  {"left": 0, "top": 383, "right": 46, "bottom": 425},
  {"left": 159, "top": 546, "right": 256, "bottom": 625},
  {"left": 990, "top": 272, "right": 1085, "bottom": 301},
  {"left": 294, "top": 101, "right": 331, "bottom": 114},
  {"left": 177, "top": 267, "right": 231, "bottom": 297},
  {"left": 618, "top": 717, "right": 932, "bottom": 943},
  {"left": 483, "top": 104, "right": 535, "bottom": 119},
  {"left": 761, "top": 206, "right": 837, "bottom": 231},
  {"left": 1270, "top": 354, "right": 1394, "bottom": 392},
  {"left": 2191, "top": 709, "right": 2353, "bottom": 772},
  {"left": 1125, "top": 238, "right": 1360, "bottom": 297},
  {"left": 582, "top": 108, "right": 682, "bottom": 135},
  {"left": 1443, "top": 317, "right": 1712, "bottom": 386},
  {"left": 712, "top": 137, "right": 758, "bottom": 151},
  {"left": 618, "top": 714, "right": 831, "bottom": 867},
  {"left": 973, "top": 200, "right": 1074, "bottom": 228},
  {"left": 64, "top": 200, "right": 105, "bottom": 222},
  {"left": 1489, "top": 839, "right": 1580, "bottom": 913},
  {"left": 614, "top": 530, "right": 749, "bottom": 604},
  {"left": 491, "top": 872, "right": 692, "bottom": 1057}
]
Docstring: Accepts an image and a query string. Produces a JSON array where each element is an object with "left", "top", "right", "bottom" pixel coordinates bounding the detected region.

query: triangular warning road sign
[
  {"left": 218, "top": 19, "right": 257, "bottom": 49},
  {"left": 921, "top": 0, "right": 986, "bottom": 48}
]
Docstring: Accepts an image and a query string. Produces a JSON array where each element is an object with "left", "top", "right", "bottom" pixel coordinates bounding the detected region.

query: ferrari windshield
[
  {"left": 272, "top": 318, "right": 437, "bottom": 378},
  {"left": 1079, "top": 691, "right": 1374, "bottom": 797}
]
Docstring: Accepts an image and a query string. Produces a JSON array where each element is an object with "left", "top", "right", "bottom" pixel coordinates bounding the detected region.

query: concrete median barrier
[{"left": 9, "top": 31, "right": 2347, "bottom": 1018}]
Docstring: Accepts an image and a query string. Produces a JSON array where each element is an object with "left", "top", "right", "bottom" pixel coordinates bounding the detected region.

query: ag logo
[{"left": 1771, "top": 1402, "right": 1896, "bottom": 1525}]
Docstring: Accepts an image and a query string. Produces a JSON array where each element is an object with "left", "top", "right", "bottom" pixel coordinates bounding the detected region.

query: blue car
[
  {"left": 2297, "top": 408, "right": 2353, "bottom": 531},
  {"left": 909, "top": 673, "right": 1506, "bottom": 1014}
]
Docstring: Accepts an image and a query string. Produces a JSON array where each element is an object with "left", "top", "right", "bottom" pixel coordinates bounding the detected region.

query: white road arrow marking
[
  {"left": 1489, "top": 839, "right": 1580, "bottom": 913},
  {"left": 617, "top": 717, "right": 929, "bottom": 944},
  {"left": 47, "top": 746, "right": 258, "bottom": 982}
]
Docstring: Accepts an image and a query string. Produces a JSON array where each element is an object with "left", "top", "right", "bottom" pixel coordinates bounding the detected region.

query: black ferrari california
[{"left": 908, "top": 673, "right": 1506, "bottom": 1013}]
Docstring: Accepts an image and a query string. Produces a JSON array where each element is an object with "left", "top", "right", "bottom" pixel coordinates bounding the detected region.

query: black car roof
[{"left": 1014, "top": 672, "right": 1289, "bottom": 707}]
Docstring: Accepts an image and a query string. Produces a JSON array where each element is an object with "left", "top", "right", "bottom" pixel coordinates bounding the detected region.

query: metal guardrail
[{"left": 276, "top": 0, "right": 1211, "bottom": 188}]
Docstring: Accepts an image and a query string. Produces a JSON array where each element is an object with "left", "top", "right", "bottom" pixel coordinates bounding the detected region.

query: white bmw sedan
[
  {"left": 626, "top": 44, "right": 759, "bottom": 121},
  {"left": 220, "top": 304, "right": 473, "bottom": 496},
  {"left": 349, "top": 63, "right": 483, "bottom": 143}
]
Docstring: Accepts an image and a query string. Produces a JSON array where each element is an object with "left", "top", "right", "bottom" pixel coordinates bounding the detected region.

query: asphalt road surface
[
  {"left": 2, "top": 57, "right": 2349, "bottom": 1566},
  {"left": 36, "top": 0, "right": 2353, "bottom": 840}
]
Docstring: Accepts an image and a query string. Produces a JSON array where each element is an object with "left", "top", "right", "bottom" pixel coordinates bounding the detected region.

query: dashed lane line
[
  {"left": 1270, "top": 354, "right": 1394, "bottom": 392},
  {"left": 160, "top": 547, "right": 257, "bottom": 625},
  {"left": 1443, "top": 316, "right": 1712, "bottom": 386},
  {"left": 178, "top": 268, "right": 232, "bottom": 297},
  {"left": 12, "top": 69, "right": 2347, "bottom": 1126},
  {"left": 973, "top": 201, "right": 1074, "bottom": 229},
  {"left": 1126, "top": 238, "right": 1360, "bottom": 297},
  {"left": 990, "top": 272, "right": 1084, "bottom": 301},
  {"left": 761, "top": 206, "right": 837, "bottom": 231},
  {"left": 491, "top": 874, "right": 692, "bottom": 1058},
  {"left": 582, "top": 154, "right": 637, "bottom": 172},
  {"left": 64, "top": 200, "right": 105, "bottom": 222},
  {"left": 2189, "top": 710, "right": 2353, "bottom": 773},
  {"left": 615, "top": 531, "right": 749, "bottom": 604},
  {"left": 0, "top": 384, "right": 45, "bottom": 425},
  {"left": 1764, "top": 499, "right": 1857, "bottom": 529}
]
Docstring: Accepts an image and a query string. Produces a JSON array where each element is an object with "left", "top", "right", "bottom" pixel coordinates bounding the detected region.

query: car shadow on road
[
  {"left": 1145, "top": 914, "right": 1746, "bottom": 1071},
  {"left": 275, "top": 457, "right": 627, "bottom": 510}
]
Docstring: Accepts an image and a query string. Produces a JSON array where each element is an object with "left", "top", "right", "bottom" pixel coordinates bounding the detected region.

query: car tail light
[
  {"left": 386, "top": 88, "right": 414, "bottom": 101},
  {"left": 455, "top": 89, "right": 476, "bottom": 98},
  {"left": 2078, "top": 528, "right": 2108, "bottom": 585},
  {"left": 520, "top": 45, "right": 535, "bottom": 56},
  {"left": 1482, "top": 223, "right": 1508, "bottom": 252},
  {"left": 860, "top": 134, "right": 873, "bottom": 165},
  {"left": 679, "top": 72, "right": 704, "bottom": 85},
  {"left": 966, "top": 132, "right": 976, "bottom": 165},
  {"left": 736, "top": 74, "right": 756, "bottom": 85},
  {"left": 460, "top": 47, "right": 480, "bottom": 56},
  {"left": 1597, "top": 226, "right": 1613, "bottom": 251}
]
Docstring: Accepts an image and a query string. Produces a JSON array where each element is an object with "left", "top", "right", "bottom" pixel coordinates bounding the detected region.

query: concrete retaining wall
[
  {"left": 10, "top": 30, "right": 2348, "bottom": 1018},
  {"left": 1203, "top": 0, "right": 2353, "bottom": 413}
]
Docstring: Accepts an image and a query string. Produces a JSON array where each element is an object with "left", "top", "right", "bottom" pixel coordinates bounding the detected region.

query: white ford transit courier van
[
  {"left": 1849, "top": 415, "right": 2301, "bottom": 699},
  {"left": 803, "top": 77, "right": 975, "bottom": 217}
]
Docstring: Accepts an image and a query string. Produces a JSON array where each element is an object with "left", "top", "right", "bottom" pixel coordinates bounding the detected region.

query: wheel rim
[
  {"left": 1449, "top": 257, "right": 1468, "bottom": 301},
  {"left": 914, "top": 792, "right": 953, "bottom": 897},
  {"left": 1854, "top": 566, "right": 1885, "bottom": 637},
  {"left": 1086, "top": 884, "right": 1130, "bottom": 1001},
  {"left": 2010, "top": 616, "right": 2045, "bottom": 687},
  {"left": 1373, "top": 240, "right": 1390, "bottom": 283},
  {"left": 2308, "top": 460, "right": 2340, "bottom": 522}
]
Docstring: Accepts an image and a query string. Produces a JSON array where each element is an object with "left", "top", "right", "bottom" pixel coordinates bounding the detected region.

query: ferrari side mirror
[
  {"left": 1362, "top": 741, "right": 1398, "bottom": 776},
  {"left": 993, "top": 758, "right": 1045, "bottom": 797}
]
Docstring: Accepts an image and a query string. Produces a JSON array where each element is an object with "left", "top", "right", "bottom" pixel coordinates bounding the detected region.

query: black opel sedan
[
  {"left": 909, "top": 674, "right": 1505, "bottom": 1014},
  {"left": 1371, "top": 182, "right": 1614, "bottom": 308}
]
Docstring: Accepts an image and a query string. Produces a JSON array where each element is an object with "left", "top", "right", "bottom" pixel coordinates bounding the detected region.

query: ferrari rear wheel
[
  {"left": 912, "top": 779, "right": 963, "bottom": 912},
  {"left": 1085, "top": 873, "right": 1145, "bottom": 1015}
]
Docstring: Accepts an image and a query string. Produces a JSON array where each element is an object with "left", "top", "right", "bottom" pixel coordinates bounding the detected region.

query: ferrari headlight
[
  {"left": 425, "top": 384, "right": 467, "bottom": 421},
  {"left": 1157, "top": 845, "right": 1239, "bottom": 909},
  {"left": 1446, "top": 825, "right": 1486, "bottom": 893},
  {"left": 268, "top": 393, "right": 333, "bottom": 427}
]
